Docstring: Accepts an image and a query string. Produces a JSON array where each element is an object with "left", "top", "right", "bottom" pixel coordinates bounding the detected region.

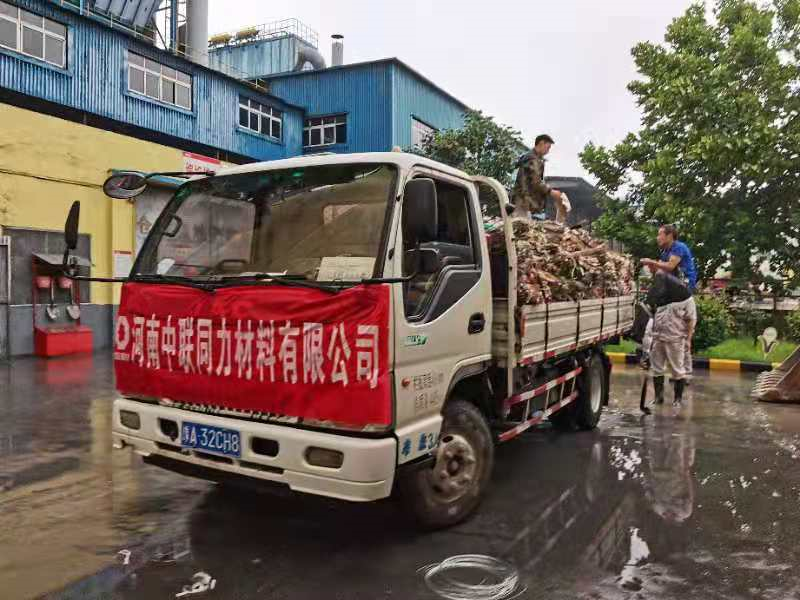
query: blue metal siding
[
  {"left": 209, "top": 35, "right": 298, "bottom": 79},
  {"left": 0, "top": 0, "right": 303, "bottom": 161},
  {"left": 390, "top": 63, "right": 466, "bottom": 149},
  {"left": 267, "top": 63, "right": 394, "bottom": 154}
]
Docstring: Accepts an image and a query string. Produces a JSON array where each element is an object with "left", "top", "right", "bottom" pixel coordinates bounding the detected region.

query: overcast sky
[{"left": 208, "top": 0, "right": 695, "bottom": 180}]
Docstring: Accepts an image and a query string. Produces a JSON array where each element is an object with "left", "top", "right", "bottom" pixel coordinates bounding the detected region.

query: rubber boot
[
  {"left": 653, "top": 376, "right": 665, "bottom": 405},
  {"left": 673, "top": 379, "right": 686, "bottom": 406},
  {"left": 640, "top": 379, "right": 651, "bottom": 415}
]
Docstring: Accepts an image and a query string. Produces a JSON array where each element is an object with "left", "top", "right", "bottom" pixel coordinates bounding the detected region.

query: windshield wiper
[
  {"left": 213, "top": 274, "right": 341, "bottom": 294},
  {"left": 131, "top": 274, "right": 217, "bottom": 290},
  {"left": 132, "top": 273, "right": 341, "bottom": 293},
  {"left": 209, "top": 273, "right": 308, "bottom": 282}
]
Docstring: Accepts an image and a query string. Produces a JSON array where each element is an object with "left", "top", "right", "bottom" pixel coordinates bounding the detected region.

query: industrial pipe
[
  {"left": 186, "top": 0, "right": 209, "bottom": 66},
  {"left": 293, "top": 43, "right": 326, "bottom": 71}
]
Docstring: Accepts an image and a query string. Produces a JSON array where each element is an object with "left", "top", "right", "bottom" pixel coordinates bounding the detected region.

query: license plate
[{"left": 181, "top": 421, "right": 241, "bottom": 458}]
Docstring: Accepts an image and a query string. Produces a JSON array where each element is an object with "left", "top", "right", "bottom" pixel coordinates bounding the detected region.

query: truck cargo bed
[{"left": 492, "top": 295, "right": 635, "bottom": 367}]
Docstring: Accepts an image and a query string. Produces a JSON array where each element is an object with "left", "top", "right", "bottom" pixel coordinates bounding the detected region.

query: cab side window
[{"left": 403, "top": 178, "right": 478, "bottom": 319}]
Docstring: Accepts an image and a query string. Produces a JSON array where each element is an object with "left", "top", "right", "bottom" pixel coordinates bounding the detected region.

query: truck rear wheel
[
  {"left": 549, "top": 353, "right": 606, "bottom": 431},
  {"left": 399, "top": 399, "right": 494, "bottom": 529},
  {"left": 575, "top": 354, "right": 606, "bottom": 430}
]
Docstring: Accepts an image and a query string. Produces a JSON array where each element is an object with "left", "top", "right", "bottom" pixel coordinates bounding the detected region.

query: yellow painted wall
[{"left": 0, "top": 103, "right": 187, "bottom": 304}]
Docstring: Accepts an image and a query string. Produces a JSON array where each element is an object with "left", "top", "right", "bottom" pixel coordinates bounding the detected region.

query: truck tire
[
  {"left": 549, "top": 394, "right": 577, "bottom": 431},
  {"left": 575, "top": 354, "right": 605, "bottom": 430},
  {"left": 399, "top": 399, "right": 494, "bottom": 529}
]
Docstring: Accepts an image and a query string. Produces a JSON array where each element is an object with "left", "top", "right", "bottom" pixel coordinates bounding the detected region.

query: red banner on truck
[{"left": 114, "top": 282, "right": 392, "bottom": 427}]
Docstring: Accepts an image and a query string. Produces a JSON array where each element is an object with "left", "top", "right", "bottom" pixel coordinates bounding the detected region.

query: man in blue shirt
[
  {"left": 642, "top": 225, "right": 698, "bottom": 292},
  {"left": 642, "top": 224, "right": 698, "bottom": 383}
]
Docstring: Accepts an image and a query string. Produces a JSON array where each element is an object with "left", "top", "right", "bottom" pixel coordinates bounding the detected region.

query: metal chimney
[
  {"left": 331, "top": 34, "right": 344, "bottom": 67},
  {"left": 185, "top": 0, "right": 209, "bottom": 66}
]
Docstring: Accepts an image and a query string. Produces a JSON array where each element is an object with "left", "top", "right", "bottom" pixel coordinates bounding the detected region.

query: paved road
[{"left": 2, "top": 355, "right": 800, "bottom": 599}]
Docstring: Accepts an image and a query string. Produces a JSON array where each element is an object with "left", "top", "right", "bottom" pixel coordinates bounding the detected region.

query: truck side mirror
[
  {"left": 103, "top": 172, "right": 147, "bottom": 199},
  {"left": 402, "top": 178, "right": 438, "bottom": 245},
  {"left": 63, "top": 200, "right": 80, "bottom": 270},
  {"left": 65, "top": 201, "right": 80, "bottom": 251}
]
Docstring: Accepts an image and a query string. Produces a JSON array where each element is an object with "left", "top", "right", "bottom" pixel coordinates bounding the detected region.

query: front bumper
[{"left": 112, "top": 398, "right": 397, "bottom": 502}]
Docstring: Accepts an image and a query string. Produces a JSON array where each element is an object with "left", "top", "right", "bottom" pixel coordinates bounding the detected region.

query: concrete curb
[{"left": 606, "top": 352, "right": 781, "bottom": 373}]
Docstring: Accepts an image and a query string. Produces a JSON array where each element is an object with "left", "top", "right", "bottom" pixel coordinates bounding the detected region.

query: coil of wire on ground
[{"left": 418, "top": 554, "right": 526, "bottom": 600}]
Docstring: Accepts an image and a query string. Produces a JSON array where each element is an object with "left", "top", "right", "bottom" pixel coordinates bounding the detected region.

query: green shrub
[
  {"left": 694, "top": 296, "right": 734, "bottom": 351},
  {"left": 730, "top": 306, "right": 773, "bottom": 338},
  {"left": 787, "top": 310, "right": 800, "bottom": 343}
]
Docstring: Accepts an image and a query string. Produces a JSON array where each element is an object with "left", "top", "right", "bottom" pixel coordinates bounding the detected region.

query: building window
[
  {"left": 411, "top": 117, "right": 436, "bottom": 148},
  {"left": 0, "top": 1, "right": 67, "bottom": 68},
  {"left": 128, "top": 51, "right": 192, "bottom": 110},
  {"left": 239, "top": 96, "right": 282, "bottom": 140},
  {"left": 304, "top": 115, "right": 347, "bottom": 148}
]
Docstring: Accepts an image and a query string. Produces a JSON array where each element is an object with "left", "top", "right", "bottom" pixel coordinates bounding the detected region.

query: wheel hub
[{"left": 430, "top": 434, "right": 478, "bottom": 502}]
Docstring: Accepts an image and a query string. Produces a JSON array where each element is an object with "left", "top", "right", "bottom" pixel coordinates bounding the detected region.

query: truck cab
[{"left": 91, "top": 152, "right": 633, "bottom": 528}]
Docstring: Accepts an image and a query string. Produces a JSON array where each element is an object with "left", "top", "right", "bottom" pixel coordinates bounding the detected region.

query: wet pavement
[{"left": 2, "top": 355, "right": 800, "bottom": 600}]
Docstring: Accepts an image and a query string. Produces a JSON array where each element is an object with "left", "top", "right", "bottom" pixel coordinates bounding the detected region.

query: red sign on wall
[
  {"left": 182, "top": 151, "right": 221, "bottom": 174},
  {"left": 114, "top": 282, "right": 392, "bottom": 427}
]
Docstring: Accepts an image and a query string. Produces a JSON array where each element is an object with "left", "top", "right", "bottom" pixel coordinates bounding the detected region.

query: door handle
[{"left": 468, "top": 312, "right": 485, "bottom": 334}]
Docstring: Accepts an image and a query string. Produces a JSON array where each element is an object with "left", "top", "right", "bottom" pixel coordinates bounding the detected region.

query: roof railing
[{"left": 209, "top": 18, "right": 319, "bottom": 49}]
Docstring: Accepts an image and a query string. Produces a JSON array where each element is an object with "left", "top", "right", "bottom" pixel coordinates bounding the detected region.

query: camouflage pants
[{"left": 650, "top": 338, "right": 687, "bottom": 380}]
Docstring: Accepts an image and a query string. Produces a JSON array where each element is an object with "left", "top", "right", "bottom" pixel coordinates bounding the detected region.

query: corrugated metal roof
[
  {"left": 391, "top": 62, "right": 466, "bottom": 148},
  {"left": 268, "top": 60, "right": 468, "bottom": 154},
  {"left": 267, "top": 62, "right": 394, "bottom": 153},
  {"left": 210, "top": 35, "right": 298, "bottom": 81},
  {"left": 264, "top": 58, "right": 472, "bottom": 113},
  {"left": 47, "top": 0, "right": 305, "bottom": 111},
  {"left": 3, "top": 0, "right": 305, "bottom": 161}
]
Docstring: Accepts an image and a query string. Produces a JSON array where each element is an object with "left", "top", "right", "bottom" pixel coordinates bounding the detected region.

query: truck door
[
  {"left": 393, "top": 169, "right": 493, "bottom": 436},
  {"left": 473, "top": 176, "right": 516, "bottom": 398}
]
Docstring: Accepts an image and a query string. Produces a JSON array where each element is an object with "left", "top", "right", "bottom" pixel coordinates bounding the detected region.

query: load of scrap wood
[{"left": 484, "top": 217, "right": 634, "bottom": 305}]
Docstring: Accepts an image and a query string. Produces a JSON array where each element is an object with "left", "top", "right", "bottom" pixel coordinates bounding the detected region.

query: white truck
[{"left": 72, "top": 152, "right": 634, "bottom": 528}]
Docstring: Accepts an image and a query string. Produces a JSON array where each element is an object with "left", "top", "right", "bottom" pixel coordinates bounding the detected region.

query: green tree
[
  {"left": 787, "top": 309, "right": 800, "bottom": 342},
  {"left": 411, "top": 110, "right": 526, "bottom": 188},
  {"left": 580, "top": 0, "right": 800, "bottom": 285}
]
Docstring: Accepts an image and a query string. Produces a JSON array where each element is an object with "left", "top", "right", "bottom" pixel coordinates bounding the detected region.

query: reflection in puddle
[
  {"left": 618, "top": 527, "right": 650, "bottom": 592},
  {"left": 175, "top": 571, "right": 217, "bottom": 598}
]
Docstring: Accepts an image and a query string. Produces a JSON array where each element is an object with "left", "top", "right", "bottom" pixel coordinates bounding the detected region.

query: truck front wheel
[{"left": 399, "top": 399, "right": 494, "bottom": 529}]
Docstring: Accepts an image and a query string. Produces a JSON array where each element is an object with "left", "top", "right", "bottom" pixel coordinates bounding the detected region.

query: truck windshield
[{"left": 133, "top": 163, "right": 397, "bottom": 282}]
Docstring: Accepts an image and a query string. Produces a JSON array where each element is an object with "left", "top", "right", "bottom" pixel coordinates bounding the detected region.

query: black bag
[
  {"left": 645, "top": 271, "right": 690, "bottom": 309},
  {"left": 627, "top": 302, "right": 652, "bottom": 344}
]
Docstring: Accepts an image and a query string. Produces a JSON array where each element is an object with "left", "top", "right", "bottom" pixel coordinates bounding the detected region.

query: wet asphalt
[{"left": 1, "top": 355, "right": 800, "bottom": 600}]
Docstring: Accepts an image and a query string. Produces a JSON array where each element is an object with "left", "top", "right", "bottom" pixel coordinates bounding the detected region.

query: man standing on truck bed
[
  {"left": 642, "top": 224, "right": 698, "bottom": 381},
  {"left": 511, "top": 134, "right": 570, "bottom": 223}
]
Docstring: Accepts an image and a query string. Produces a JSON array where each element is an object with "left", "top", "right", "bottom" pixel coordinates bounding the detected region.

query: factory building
[{"left": 0, "top": 1, "right": 471, "bottom": 357}]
